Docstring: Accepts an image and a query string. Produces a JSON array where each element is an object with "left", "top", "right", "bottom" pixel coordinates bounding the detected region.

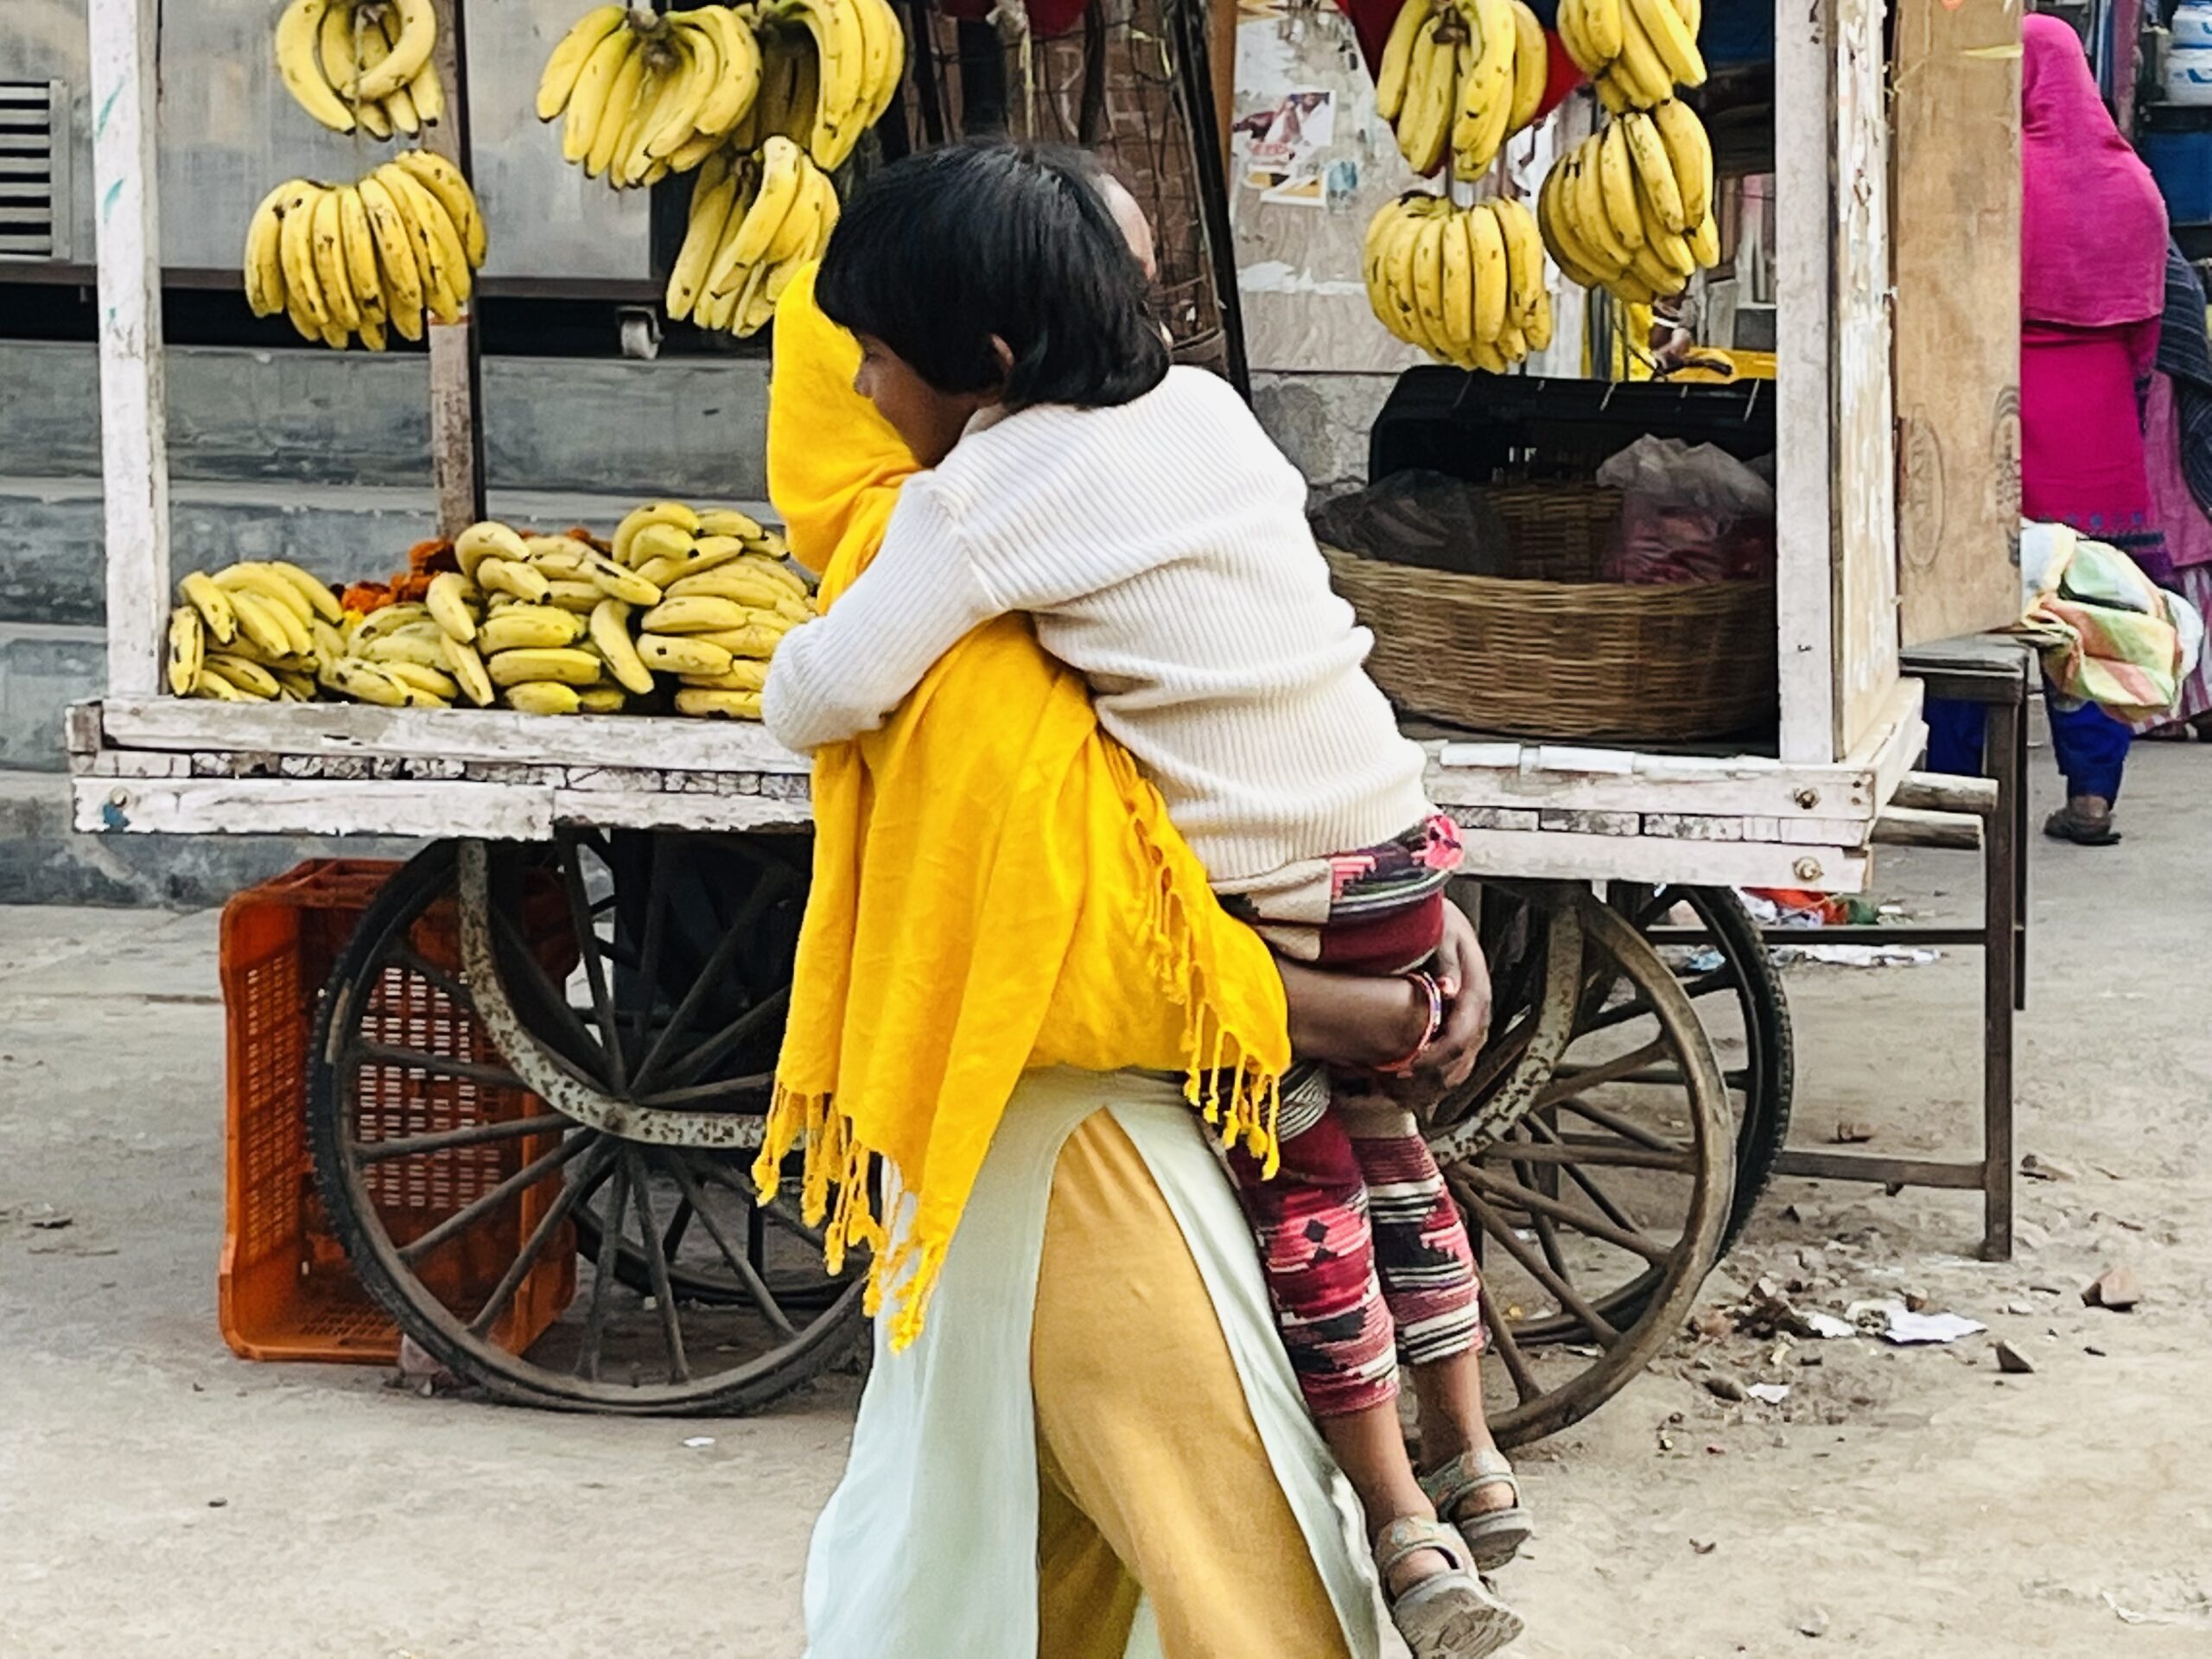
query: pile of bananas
[
  {"left": 167, "top": 506, "right": 814, "bottom": 719},
  {"left": 168, "top": 563, "right": 348, "bottom": 704},
  {"left": 1363, "top": 194, "right": 1553, "bottom": 371},
  {"left": 537, "top": 4, "right": 766, "bottom": 187},
  {"left": 1537, "top": 105, "right": 1715, "bottom": 304},
  {"left": 1375, "top": 0, "right": 1549, "bottom": 181},
  {"left": 276, "top": 0, "right": 443, "bottom": 136},
  {"left": 243, "top": 154, "right": 488, "bottom": 349},
  {"left": 667, "top": 138, "right": 839, "bottom": 334},
  {"left": 1556, "top": 0, "right": 1705, "bottom": 111},
  {"left": 426, "top": 507, "right": 813, "bottom": 716}
]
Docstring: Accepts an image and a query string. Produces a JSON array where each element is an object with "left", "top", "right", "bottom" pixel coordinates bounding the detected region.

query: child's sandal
[
  {"left": 1421, "top": 1448, "right": 1535, "bottom": 1573},
  {"left": 1372, "top": 1516, "right": 1525, "bottom": 1659}
]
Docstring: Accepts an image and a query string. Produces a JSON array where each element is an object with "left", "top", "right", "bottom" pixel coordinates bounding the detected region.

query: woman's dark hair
[{"left": 814, "top": 142, "right": 1170, "bottom": 410}]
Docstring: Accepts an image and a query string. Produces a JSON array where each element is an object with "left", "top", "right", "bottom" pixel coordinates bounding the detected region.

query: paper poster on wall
[{"left": 1234, "top": 88, "right": 1340, "bottom": 207}]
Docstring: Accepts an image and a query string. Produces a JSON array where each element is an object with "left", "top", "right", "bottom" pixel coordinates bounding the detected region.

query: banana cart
[{"left": 67, "top": 0, "right": 2014, "bottom": 1442}]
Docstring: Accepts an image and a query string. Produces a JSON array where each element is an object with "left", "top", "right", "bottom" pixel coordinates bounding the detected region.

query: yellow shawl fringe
[{"left": 750, "top": 265, "right": 1287, "bottom": 1350}]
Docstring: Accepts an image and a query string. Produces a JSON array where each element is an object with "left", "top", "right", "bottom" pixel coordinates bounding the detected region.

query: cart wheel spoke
[
  {"left": 1458, "top": 1184, "right": 1621, "bottom": 1349},
  {"left": 664, "top": 1154, "right": 801, "bottom": 1339},
  {"left": 468, "top": 1137, "right": 613, "bottom": 1338},
  {"left": 631, "top": 899, "right": 767, "bottom": 1096},
  {"left": 353, "top": 1042, "right": 527, "bottom": 1093},
  {"left": 487, "top": 896, "right": 612, "bottom": 1086},
  {"left": 1535, "top": 1037, "right": 1674, "bottom": 1110},
  {"left": 390, "top": 942, "right": 471, "bottom": 1009},
  {"left": 355, "top": 1112, "right": 575, "bottom": 1165},
  {"left": 579, "top": 1153, "right": 632, "bottom": 1384},
  {"left": 557, "top": 828, "right": 627, "bottom": 1092},
  {"left": 398, "top": 1129, "right": 595, "bottom": 1268},
  {"left": 630, "top": 1152, "right": 691, "bottom": 1384},
  {"left": 634, "top": 1072, "right": 776, "bottom": 1112},
  {"left": 1549, "top": 1090, "right": 1682, "bottom": 1154},
  {"left": 660, "top": 989, "right": 791, "bottom": 1092},
  {"left": 1522, "top": 1117, "right": 1644, "bottom": 1236},
  {"left": 1478, "top": 1280, "right": 1543, "bottom": 1405},
  {"left": 1459, "top": 1163, "right": 1672, "bottom": 1266}
]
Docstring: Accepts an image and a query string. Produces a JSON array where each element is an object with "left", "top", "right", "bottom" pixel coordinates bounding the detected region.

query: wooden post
[
  {"left": 87, "top": 0, "right": 168, "bottom": 700},
  {"left": 425, "top": 0, "right": 486, "bottom": 536}
]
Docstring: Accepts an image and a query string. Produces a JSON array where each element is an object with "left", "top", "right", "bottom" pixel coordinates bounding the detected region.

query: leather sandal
[
  {"left": 1421, "top": 1448, "right": 1535, "bottom": 1573},
  {"left": 1373, "top": 1516, "right": 1525, "bottom": 1659},
  {"left": 2043, "top": 804, "right": 2122, "bottom": 846}
]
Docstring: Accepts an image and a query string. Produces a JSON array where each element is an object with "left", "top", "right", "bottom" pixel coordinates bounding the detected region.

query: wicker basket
[{"left": 1325, "top": 484, "right": 1777, "bottom": 744}]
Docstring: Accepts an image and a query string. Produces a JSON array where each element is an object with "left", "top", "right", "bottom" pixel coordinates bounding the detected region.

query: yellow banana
[
  {"left": 1570, "top": 149, "right": 1635, "bottom": 274},
  {"left": 1507, "top": 1, "right": 1547, "bottom": 131},
  {"left": 587, "top": 35, "right": 651, "bottom": 178},
  {"left": 1597, "top": 121, "right": 1647, "bottom": 249},
  {"left": 685, "top": 9, "right": 760, "bottom": 137},
  {"left": 353, "top": 601, "right": 430, "bottom": 645},
  {"left": 381, "top": 164, "right": 471, "bottom": 316},
  {"left": 276, "top": 0, "right": 357, "bottom": 132},
  {"left": 442, "top": 635, "right": 498, "bottom": 706},
  {"left": 354, "top": 0, "right": 435, "bottom": 103},
  {"left": 668, "top": 157, "right": 741, "bottom": 320},
  {"left": 1376, "top": 0, "right": 1434, "bottom": 120},
  {"left": 736, "top": 551, "right": 808, "bottom": 597},
  {"left": 564, "top": 26, "right": 639, "bottom": 163},
  {"left": 644, "top": 31, "right": 714, "bottom": 160},
  {"left": 228, "top": 589, "right": 303, "bottom": 661},
  {"left": 641, "top": 594, "right": 765, "bottom": 634},
  {"left": 363, "top": 624, "right": 454, "bottom": 669},
  {"left": 546, "top": 579, "right": 608, "bottom": 613},
  {"left": 410, "top": 51, "right": 448, "bottom": 125},
  {"left": 456, "top": 521, "right": 532, "bottom": 577},
  {"left": 696, "top": 507, "right": 768, "bottom": 540},
  {"left": 614, "top": 503, "right": 702, "bottom": 565},
  {"left": 474, "top": 557, "right": 554, "bottom": 605},
  {"left": 393, "top": 149, "right": 488, "bottom": 270},
  {"left": 167, "top": 606, "right": 205, "bottom": 696},
  {"left": 1439, "top": 212, "right": 1476, "bottom": 365},
  {"left": 1621, "top": 111, "right": 1688, "bottom": 234},
  {"left": 202, "top": 654, "right": 283, "bottom": 699},
  {"left": 477, "top": 605, "right": 586, "bottom": 653},
  {"left": 242, "top": 181, "right": 299, "bottom": 320},
  {"left": 1580, "top": 0, "right": 1625, "bottom": 66},
  {"left": 675, "top": 688, "right": 764, "bottom": 719},
  {"left": 214, "top": 563, "right": 315, "bottom": 626},
  {"left": 540, "top": 4, "right": 630, "bottom": 119},
  {"left": 1465, "top": 202, "right": 1510, "bottom": 347},
  {"left": 692, "top": 623, "right": 790, "bottom": 660},
  {"left": 590, "top": 599, "right": 658, "bottom": 695},
  {"left": 1627, "top": 0, "right": 1705, "bottom": 86},
  {"left": 577, "top": 687, "right": 630, "bottom": 714},
  {"left": 382, "top": 661, "right": 460, "bottom": 701},
  {"left": 1493, "top": 196, "right": 1548, "bottom": 331},
  {"left": 308, "top": 618, "right": 347, "bottom": 670},
  {"left": 1611, "top": 3, "right": 1674, "bottom": 106},
  {"left": 662, "top": 567, "right": 791, "bottom": 608},
  {"left": 425, "top": 570, "right": 480, "bottom": 642},
  {"left": 308, "top": 189, "right": 360, "bottom": 334},
  {"left": 712, "top": 137, "right": 803, "bottom": 301},
  {"left": 1687, "top": 212, "right": 1720, "bottom": 268},
  {"left": 355, "top": 175, "right": 425, "bottom": 338},
  {"left": 1395, "top": 18, "right": 1455, "bottom": 175},
  {"left": 1650, "top": 99, "right": 1713, "bottom": 228},
  {"left": 486, "top": 647, "right": 607, "bottom": 688},
  {"left": 522, "top": 535, "right": 596, "bottom": 577},
  {"left": 635, "top": 633, "right": 735, "bottom": 677},
  {"left": 334, "top": 188, "right": 387, "bottom": 339},
  {"left": 277, "top": 183, "right": 332, "bottom": 336},
  {"left": 678, "top": 659, "right": 771, "bottom": 693},
  {"left": 1409, "top": 212, "right": 1453, "bottom": 364},
  {"left": 274, "top": 668, "right": 319, "bottom": 702},
  {"left": 580, "top": 547, "right": 664, "bottom": 606},
  {"left": 504, "top": 682, "right": 583, "bottom": 715},
  {"left": 1452, "top": 0, "right": 1517, "bottom": 179},
  {"left": 190, "top": 671, "right": 257, "bottom": 702}
]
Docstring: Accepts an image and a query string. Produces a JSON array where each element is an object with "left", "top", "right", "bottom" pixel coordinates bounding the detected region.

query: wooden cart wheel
[
  {"left": 307, "top": 836, "right": 867, "bottom": 1414},
  {"left": 1425, "top": 881, "right": 1734, "bottom": 1446},
  {"left": 1611, "top": 883, "right": 1796, "bottom": 1253}
]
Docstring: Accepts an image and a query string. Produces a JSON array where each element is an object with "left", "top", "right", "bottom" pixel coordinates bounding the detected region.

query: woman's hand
[{"left": 1274, "top": 901, "right": 1492, "bottom": 1108}]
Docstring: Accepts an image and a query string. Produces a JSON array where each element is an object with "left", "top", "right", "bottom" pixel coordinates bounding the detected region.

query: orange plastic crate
[{"left": 219, "top": 859, "right": 577, "bottom": 1364}]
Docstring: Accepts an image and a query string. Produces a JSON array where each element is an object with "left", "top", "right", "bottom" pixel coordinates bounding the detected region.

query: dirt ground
[{"left": 3, "top": 746, "right": 2209, "bottom": 1657}]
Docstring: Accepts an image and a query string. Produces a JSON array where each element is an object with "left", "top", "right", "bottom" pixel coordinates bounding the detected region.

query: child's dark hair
[{"left": 814, "top": 142, "right": 1169, "bottom": 410}]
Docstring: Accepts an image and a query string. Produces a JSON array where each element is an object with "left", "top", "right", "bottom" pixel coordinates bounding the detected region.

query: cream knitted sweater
[{"left": 762, "top": 366, "right": 1431, "bottom": 903}]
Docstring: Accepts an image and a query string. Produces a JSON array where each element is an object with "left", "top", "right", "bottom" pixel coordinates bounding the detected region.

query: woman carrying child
[{"left": 761, "top": 144, "right": 1531, "bottom": 1658}]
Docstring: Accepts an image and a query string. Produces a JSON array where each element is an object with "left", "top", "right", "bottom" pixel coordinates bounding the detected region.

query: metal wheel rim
[
  {"left": 308, "top": 838, "right": 867, "bottom": 1414},
  {"left": 1428, "top": 882, "right": 1735, "bottom": 1446}
]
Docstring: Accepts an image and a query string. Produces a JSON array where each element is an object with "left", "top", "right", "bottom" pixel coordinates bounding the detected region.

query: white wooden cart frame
[{"left": 70, "top": 0, "right": 1925, "bottom": 889}]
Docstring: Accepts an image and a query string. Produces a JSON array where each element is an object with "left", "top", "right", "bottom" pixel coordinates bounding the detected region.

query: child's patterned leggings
[{"left": 1225, "top": 1097, "right": 1484, "bottom": 1419}]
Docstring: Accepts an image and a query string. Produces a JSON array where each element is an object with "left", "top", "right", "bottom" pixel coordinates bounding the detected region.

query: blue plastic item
[{"left": 2143, "top": 125, "right": 2212, "bottom": 226}]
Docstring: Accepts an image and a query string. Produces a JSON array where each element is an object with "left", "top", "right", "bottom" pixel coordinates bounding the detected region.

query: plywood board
[
  {"left": 1892, "top": 0, "right": 2023, "bottom": 647},
  {"left": 1830, "top": 0, "right": 1902, "bottom": 754}
]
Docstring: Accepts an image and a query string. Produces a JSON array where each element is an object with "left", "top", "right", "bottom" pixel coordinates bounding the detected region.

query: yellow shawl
[{"left": 753, "top": 265, "right": 1289, "bottom": 1348}]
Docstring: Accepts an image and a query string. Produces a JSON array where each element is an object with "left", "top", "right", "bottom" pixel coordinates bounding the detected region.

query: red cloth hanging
[
  {"left": 1332, "top": 0, "right": 1584, "bottom": 124},
  {"left": 937, "top": 0, "right": 1094, "bottom": 39}
]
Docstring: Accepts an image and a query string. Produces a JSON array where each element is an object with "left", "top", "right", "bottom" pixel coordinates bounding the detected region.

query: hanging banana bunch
[
  {"left": 537, "top": 3, "right": 779, "bottom": 188},
  {"left": 1375, "top": 0, "right": 1549, "bottom": 181},
  {"left": 241, "top": 154, "right": 488, "bottom": 350},
  {"left": 1536, "top": 103, "right": 1717, "bottom": 305},
  {"left": 1363, "top": 193, "right": 1554, "bottom": 372},
  {"left": 275, "top": 0, "right": 444, "bottom": 137},
  {"left": 665, "top": 138, "right": 841, "bottom": 335},
  {"left": 744, "top": 0, "right": 908, "bottom": 173},
  {"left": 1556, "top": 0, "right": 1704, "bottom": 112}
]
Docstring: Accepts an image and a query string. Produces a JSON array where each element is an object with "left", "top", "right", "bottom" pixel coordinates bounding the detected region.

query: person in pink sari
[{"left": 1926, "top": 15, "right": 2171, "bottom": 843}]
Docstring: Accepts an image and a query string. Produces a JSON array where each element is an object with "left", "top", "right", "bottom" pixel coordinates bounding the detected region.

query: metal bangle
[{"left": 1379, "top": 969, "right": 1446, "bottom": 1077}]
